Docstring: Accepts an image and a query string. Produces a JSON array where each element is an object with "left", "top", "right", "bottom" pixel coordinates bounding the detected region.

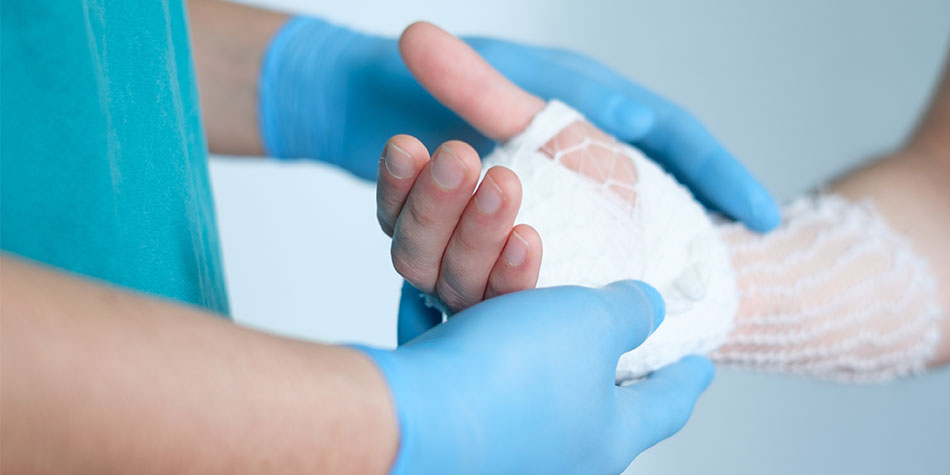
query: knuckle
[
  {"left": 436, "top": 272, "right": 480, "bottom": 312},
  {"left": 451, "top": 228, "right": 483, "bottom": 257},
  {"left": 391, "top": 247, "right": 435, "bottom": 292},
  {"left": 406, "top": 199, "right": 438, "bottom": 229},
  {"left": 377, "top": 189, "right": 403, "bottom": 213}
]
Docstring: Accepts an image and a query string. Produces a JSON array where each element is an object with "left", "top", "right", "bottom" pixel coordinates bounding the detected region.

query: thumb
[
  {"left": 612, "top": 356, "right": 715, "bottom": 456},
  {"left": 594, "top": 280, "right": 666, "bottom": 359},
  {"left": 398, "top": 21, "right": 545, "bottom": 141},
  {"left": 397, "top": 280, "right": 444, "bottom": 345}
]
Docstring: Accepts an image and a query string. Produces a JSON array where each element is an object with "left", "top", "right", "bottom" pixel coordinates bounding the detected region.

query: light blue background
[{"left": 211, "top": 1, "right": 950, "bottom": 473}]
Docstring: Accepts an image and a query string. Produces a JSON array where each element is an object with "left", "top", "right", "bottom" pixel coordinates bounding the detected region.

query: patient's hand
[
  {"left": 377, "top": 121, "right": 638, "bottom": 314},
  {"left": 376, "top": 135, "right": 542, "bottom": 313},
  {"left": 380, "top": 22, "right": 947, "bottom": 380},
  {"left": 376, "top": 22, "right": 641, "bottom": 314}
]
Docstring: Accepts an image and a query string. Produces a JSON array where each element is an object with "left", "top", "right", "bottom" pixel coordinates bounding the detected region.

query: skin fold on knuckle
[
  {"left": 390, "top": 244, "right": 437, "bottom": 292},
  {"left": 435, "top": 275, "right": 479, "bottom": 313},
  {"left": 404, "top": 195, "right": 442, "bottom": 230},
  {"left": 377, "top": 182, "right": 409, "bottom": 212},
  {"left": 452, "top": 224, "right": 498, "bottom": 258},
  {"left": 485, "top": 264, "right": 523, "bottom": 297}
]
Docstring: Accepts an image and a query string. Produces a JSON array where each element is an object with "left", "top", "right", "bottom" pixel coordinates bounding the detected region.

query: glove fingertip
[
  {"left": 604, "top": 280, "right": 665, "bottom": 334},
  {"left": 693, "top": 152, "right": 781, "bottom": 232},
  {"left": 611, "top": 99, "right": 655, "bottom": 142},
  {"left": 745, "top": 182, "right": 782, "bottom": 232}
]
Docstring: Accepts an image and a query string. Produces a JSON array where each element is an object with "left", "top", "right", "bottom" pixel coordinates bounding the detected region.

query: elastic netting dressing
[
  {"left": 714, "top": 196, "right": 942, "bottom": 381},
  {"left": 481, "top": 100, "right": 944, "bottom": 382}
]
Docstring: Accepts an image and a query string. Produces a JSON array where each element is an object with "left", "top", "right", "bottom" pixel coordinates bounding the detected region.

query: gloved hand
[
  {"left": 259, "top": 17, "right": 780, "bottom": 231},
  {"left": 359, "top": 280, "right": 714, "bottom": 474}
]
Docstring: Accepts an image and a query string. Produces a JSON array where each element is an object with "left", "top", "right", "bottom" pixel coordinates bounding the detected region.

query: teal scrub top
[{"left": 1, "top": 1, "right": 230, "bottom": 315}]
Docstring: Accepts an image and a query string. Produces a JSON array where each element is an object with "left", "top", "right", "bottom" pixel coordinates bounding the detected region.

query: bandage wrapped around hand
[{"left": 480, "top": 100, "right": 943, "bottom": 383}]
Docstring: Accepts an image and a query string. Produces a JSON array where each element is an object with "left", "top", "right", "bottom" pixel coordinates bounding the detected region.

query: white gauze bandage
[
  {"left": 467, "top": 100, "right": 943, "bottom": 383},
  {"left": 481, "top": 101, "right": 738, "bottom": 382}
]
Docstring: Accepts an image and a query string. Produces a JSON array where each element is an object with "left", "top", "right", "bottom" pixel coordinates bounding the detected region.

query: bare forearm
[
  {"left": 0, "top": 256, "right": 397, "bottom": 474},
  {"left": 188, "top": 0, "right": 286, "bottom": 156}
]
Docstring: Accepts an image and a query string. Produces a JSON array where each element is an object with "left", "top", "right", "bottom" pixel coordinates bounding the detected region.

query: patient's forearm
[
  {"left": 832, "top": 152, "right": 950, "bottom": 365},
  {"left": 716, "top": 61, "right": 950, "bottom": 372},
  {"left": 833, "top": 58, "right": 950, "bottom": 365},
  {"left": 0, "top": 256, "right": 397, "bottom": 474},
  {"left": 188, "top": 0, "right": 286, "bottom": 156},
  {"left": 715, "top": 180, "right": 946, "bottom": 380}
]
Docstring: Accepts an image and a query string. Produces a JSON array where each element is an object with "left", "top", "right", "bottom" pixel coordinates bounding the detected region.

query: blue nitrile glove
[
  {"left": 259, "top": 17, "right": 781, "bottom": 231},
  {"left": 358, "top": 280, "right": 714, "bottom": 474}
]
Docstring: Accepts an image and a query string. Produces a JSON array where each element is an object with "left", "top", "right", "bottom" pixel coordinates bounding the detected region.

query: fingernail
[
  {"left": 474, "top": 175, "right": 503, "bottom": 215},
  {"left": 384, "top": 143, "right": 414, "bottom": 179},
  {"left": 635, "top": 281, "right": 665, "bottom": 332},
  {"left": 503, "top": 231, "right": 529, "bottom": 267},
  {"left": 613, "top": 98, "right": 654, "bottom": 142},
  {"left": 430, "top": 146, "right": 467, "bottom": 190}
]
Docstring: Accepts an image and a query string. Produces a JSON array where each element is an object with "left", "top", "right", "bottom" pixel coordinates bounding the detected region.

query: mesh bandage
[
  {"left": 714, "top": 195, "right": 943, "bottom": 382},
  {"left": 473, "top": 100, "right": 943, "bottom": 383},
  {"left": 480, "top": 101, "right": 739, "bottom": 382}
]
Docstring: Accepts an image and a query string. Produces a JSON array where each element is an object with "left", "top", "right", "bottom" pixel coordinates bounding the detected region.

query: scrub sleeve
[{"left": 1, "top": 0, "right": 229, "bottom": 315}]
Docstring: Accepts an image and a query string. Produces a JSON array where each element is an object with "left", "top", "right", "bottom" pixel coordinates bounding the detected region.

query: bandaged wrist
[
  {"left": 440, "top": 100, "right": 943, "bottom": 383},
  {"left": 479, "top": 101, "right": 738, "bottom": 382}
]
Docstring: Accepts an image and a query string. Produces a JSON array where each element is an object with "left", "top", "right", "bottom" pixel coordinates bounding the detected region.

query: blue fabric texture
[{"left": 1, "top": 0, "right": 229, "bottom": 315}]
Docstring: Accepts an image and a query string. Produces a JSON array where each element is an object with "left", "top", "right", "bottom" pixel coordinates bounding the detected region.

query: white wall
[{"left": 210, "top": 1, "right": 950, "bottom": 473}]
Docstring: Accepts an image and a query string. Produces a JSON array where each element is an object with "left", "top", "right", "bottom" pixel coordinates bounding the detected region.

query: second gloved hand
[
  {"left": 359, "top": 281, "right": 714, "bottom": 475},
  {"left": 258, "top": 17, "right": 779, "bottom": 231}
]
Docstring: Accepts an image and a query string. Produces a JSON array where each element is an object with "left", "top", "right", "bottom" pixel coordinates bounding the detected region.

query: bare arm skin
[
  {"left": 188, "top": 0, "right": 284, "bottom": 156},
  {"left": 0, "top": 256, "right": 398, "bottom": 474}
]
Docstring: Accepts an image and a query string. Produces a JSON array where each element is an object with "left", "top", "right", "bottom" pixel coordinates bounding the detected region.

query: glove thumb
[{"left": 397, "top": 280, "right": 444, "bottom": 345}]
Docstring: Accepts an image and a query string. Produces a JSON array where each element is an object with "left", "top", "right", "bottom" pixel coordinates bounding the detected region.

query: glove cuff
[
  {"left": 349, "top": 344, "right": 414, "bottom": 475},
  {"left": 351, "top": 344, "right": 471, "bottom": 475}
]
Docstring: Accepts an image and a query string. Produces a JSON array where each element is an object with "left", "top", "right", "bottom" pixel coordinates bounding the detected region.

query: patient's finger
[
  {"left": 391, "top": 140, "right": 482, "bottom": 293},
  {"left": 399, "top": 21, "right": 545, "bottom": 141},
  {"left": 377, "top": 135, "right": 431, "bottom": 236},
  {"left": 485, "top": 224, "right": 543, "bottom": 299},
  {"left": 437, "top": 166, "right": 523, "bottom": 312}
]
